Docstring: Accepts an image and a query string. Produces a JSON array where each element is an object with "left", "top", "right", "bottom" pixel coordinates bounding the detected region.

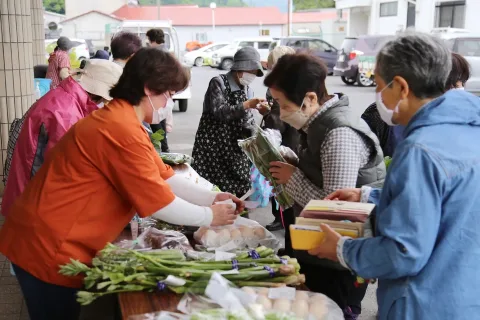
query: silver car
[{"left": 441, "top": 33, "right": 480, "bottom": 95}]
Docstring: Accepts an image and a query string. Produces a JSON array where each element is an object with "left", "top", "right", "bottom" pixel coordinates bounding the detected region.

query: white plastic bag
[
  {"left": 177, "top": 273, "right": 255, "bottom": 319},
  {"left": 193, "top": 216, "right": 280, "bottom": 252}
]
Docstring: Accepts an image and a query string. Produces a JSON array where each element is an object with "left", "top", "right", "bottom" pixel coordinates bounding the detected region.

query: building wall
[
  {"left": 282, "top": 20, "right": 348, "bottom": 48},
  {"left": 0, "top": 0, "right": 36, "bottom": 190},
  {"left": 174, "top": 24, "right": 283, "bottom": 49},
  {"left": 348, "top": 7, "right": 370, "bottom": 37},
  {"left": 374, "top": 0, "right": 408, "bottom": 35},
  {"left": 65, "top": 0, "right": 125, "bottom": 18},
  {"left": 32, "top": 0, "right": 45, "bottom": 65},
  {"left": 61, "top": 13, "right": 121, "bottom": 47},
  {"left": 464, "top": 0, "right": 480, "bottom": 31}
]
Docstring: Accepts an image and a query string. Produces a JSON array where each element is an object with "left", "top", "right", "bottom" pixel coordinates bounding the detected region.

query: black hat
[
  {"left": 57, "top": 36, "right": 73, "bottom": 51},
  {"left": 231, "top": 46, "right": 264, "bottom": 77}
]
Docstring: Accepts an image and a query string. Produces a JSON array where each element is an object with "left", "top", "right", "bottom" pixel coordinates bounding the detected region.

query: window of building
[
  {"left": 257, "top": 41, "right": 271, "bottom": 49},
  {"left": 195, "top": 33, "right": 208, "bottom": 42},
  {"left": 259, "top": 29, "right": 270, "bottom": 36},
  {"left": 435, "top": 1, "right": 466, "bottom": 28},
  {"left": 406, "top": 2, "right": 416, "bottom": 27},
  {"left": 379, "top": 1, "right": 398, "bottom": 17}
]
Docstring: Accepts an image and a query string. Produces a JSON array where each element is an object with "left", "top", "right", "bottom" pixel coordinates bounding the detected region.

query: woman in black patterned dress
[{"left": 192, "top": 47, "right": 267, "bottom": 197}]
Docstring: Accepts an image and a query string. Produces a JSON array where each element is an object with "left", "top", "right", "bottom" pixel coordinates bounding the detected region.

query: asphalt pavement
[{"left": 169, "top": 67, "right": 378, "bottom": 319}]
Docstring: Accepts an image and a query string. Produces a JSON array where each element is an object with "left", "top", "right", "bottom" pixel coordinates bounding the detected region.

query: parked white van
[
  {"left": 211, "top": 37, "right": 273, "bottom": 70},
  {"left": 106, "top": 20, "right": 191, "bottom": 112}
]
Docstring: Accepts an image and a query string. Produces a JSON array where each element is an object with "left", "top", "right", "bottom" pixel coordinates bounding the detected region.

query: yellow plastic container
[{"left": 290, "top": 225, "right": 359, "bottom": 250}]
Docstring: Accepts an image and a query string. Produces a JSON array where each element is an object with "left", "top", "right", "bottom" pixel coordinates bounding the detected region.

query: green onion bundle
[
  {"left": 239, "top": 127, "right": 294, "bottom": 208},
  {"left": 59, "top": 243, "right": 304, "bottom": 305}
]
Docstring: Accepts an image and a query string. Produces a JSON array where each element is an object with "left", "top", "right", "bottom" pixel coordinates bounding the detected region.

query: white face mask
[
  {"left": 376, "top": 81, "right": 400, "bottom": 126},
  {"left": 147, "top": 93, "right": 174, "bottom": 124},
  {"left": 280, "top": 98, "right": 310, "bottom": 130},
  {"left": 239, "top": 73, "right": 256, "bottom": 86}
]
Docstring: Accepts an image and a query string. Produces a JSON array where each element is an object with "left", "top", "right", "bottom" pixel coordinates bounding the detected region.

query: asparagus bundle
[
  {"left": 238, "top": 128, "right": 294, "bottom": 209},
  {"left": 59, "top": 243, "right": 305, "bottom": 305}
]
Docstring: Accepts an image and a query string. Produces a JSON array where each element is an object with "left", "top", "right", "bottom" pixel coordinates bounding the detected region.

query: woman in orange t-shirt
[{"left": 0, "top": 48, "right": 243, "bottom": 320}]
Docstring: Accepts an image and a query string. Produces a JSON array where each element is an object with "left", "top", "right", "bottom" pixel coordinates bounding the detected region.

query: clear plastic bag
[
  {"left": 115, "top": 227, "right": 193, "bottom": 252},
  {"left": 128, "top": 312, "right": 188, "bottom": 320},
  {"left": 242, "top": 286, "right": 344, "bottom": 320},
  {"left": 139, "top": 217, "right": 198, "bottom": 234},
  {"left": 279, "top": 146, "right": 299, "bottom": 166},
  {"left": 238, "top": 127, "right": 294, "bottom": 209},
  {"left": 177, "top": 273, "right": 343, "bottom": 320},
  {"left": 161, "top": 153, "right": 192, "bottom": 165},
  {"left": 193, "top": 216, "right": 280, "bottom": 252},
  {"left": 177, "top": 273, "right": 255, "bottom": 319}
]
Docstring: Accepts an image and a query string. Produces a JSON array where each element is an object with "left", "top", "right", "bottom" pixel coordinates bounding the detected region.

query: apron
[{"left": 191, "top": 74, "right": 254, "bottom": 196}]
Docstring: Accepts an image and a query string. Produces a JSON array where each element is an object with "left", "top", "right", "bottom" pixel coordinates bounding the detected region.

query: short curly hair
[
  {"left": 110, "top": 48, "right": 189, "bottom": 105},
  {"left": 264, "top": 53, "right": 328, "bottom": 106},
  {"left": 146, "top": 29, "right": 165, "bottom": 45},
  {"left": 110, "top": 31, "right": 142, "bottom": 60}
]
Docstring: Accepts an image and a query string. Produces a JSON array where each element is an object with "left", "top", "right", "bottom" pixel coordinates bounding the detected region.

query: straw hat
[{"left": 77, "top": 59, "right": 123, "bottom": 101}]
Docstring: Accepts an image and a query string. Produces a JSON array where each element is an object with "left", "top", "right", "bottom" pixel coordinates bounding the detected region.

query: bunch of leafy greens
[{"left": 150, "top": 129, "right": 165, "bottom": 152}]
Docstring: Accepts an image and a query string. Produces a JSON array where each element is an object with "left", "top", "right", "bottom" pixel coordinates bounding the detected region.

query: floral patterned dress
[{"left": 192, "top": 72, "right": 255, "bottom": 197}]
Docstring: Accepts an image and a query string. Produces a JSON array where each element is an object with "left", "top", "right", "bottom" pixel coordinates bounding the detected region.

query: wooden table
[
  {"left": 115, "top": 228, "right": 185, "bottom": 319},
  {"left": 118, "top": 291, "right": 182, "bottom": 319}
]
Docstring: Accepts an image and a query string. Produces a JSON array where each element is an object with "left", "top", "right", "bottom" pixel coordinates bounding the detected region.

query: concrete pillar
[
  {"left": 0, "top": 0, "right": 35, "bottom": 191},
  {"left": 31, "top": 0, "right": 45, "bottom": 66}
]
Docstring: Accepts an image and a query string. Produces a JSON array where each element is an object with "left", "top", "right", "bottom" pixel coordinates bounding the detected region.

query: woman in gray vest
[{"left": 264, "top": 53, "right": 386, "bottom": 319}]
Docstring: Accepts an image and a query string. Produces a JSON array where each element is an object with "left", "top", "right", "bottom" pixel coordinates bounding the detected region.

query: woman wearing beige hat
[{"left": 1, "top": 59, "right": 123, "bottom": 217}]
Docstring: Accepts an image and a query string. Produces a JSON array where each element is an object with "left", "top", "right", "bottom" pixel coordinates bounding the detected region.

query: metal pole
[
  {"left": 212, "top": 9, "right": 215, "bottom": 36},
  {"left": 288, "top": 0, "right": 292, "bottom": 36},
  {"left": 157, "top": 0, "right": 161, "bottom": 20}
]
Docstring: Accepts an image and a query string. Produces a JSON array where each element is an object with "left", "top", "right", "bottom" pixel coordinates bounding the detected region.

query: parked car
[
  {"left": 107, "top": 20, "right": 190, "bottom": 112},
  {"left": 45, "top": 38, "right": 90, "bottom": 69},
  {"left": 183, "top": 42, "right": 230, "bottom": 67},
  {"left": 211, "top": 37, "right": 274, "bottom": 70},
  {"left": 440, "top": 33, "right": 480, "bottom": 96},
  {"left": 269, "top": 36, "right": 338, "bottom": 74},
  {"left": 334, "top": 35, "right": 394, "bottom": 87}
]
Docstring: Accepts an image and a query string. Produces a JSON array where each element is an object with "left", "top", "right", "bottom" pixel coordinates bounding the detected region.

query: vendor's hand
[
  {"left": 243, "top": 98, "right": 267, "bottom": 110},
  {"left": 324, "top": 188, "right": 361, "bottom": 202},
  {"left": 210, "top": 204, "right": 236, "bottom": 226},
  {"left": 308, "top": 224, "right": 341, "bottom": 262},
  {"left": 269, "top": 161, "right": 296, "bottom": 185},
  {"left": 214, "top": 192, "right": 245, "bottom": 214}
]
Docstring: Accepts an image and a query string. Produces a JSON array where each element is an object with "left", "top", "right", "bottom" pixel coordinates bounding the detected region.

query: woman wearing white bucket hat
[{"left": 2, "top": 59, "right": 123, "bottom": 218}]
